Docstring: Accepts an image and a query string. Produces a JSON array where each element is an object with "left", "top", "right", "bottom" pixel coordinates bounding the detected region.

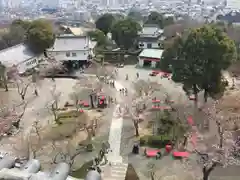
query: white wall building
[
  {"left": 47, "top": 35, "right": 95, "bottom": 62},
  {"left": 138, "top": 48, "right": 164, "bottom": 68},
  {"left": 138, "top": 25, "right": 165, "bottom": 49},
  {"left": 0, "top": 44, "right": 41, "bottom": 74}
]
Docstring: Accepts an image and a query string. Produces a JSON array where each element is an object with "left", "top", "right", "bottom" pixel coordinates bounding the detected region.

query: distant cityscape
[{"left": 0, "top": 0, "right": 239, "bottom": 24}]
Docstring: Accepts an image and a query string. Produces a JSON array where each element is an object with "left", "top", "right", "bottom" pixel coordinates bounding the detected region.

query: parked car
[
  {"left": 189, "top": 95, "right": 196, "bottom": 101},
  {"left": 149, "top": 71, "right": 159, "bottom": 76},
  {"left": 161, "top": 72, "right": 170, "bottom": 78},
  {"left": 116, "top": 63, "right": 124, "bottom": 68}
]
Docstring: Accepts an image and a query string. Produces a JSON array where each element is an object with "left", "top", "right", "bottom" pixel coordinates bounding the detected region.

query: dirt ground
[
  {"left": 1, "top": 64, "right": 240, "bottom": 179},
  {"left": 116, "top": 65, "right": 240, "bottom": 180},
  {"left": 0, "top": 76, "right": 117, "bottom": 169}
]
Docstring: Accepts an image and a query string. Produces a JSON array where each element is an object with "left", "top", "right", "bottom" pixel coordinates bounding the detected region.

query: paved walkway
[
  {"left": 107, "top": 81, "right": 124, "bottom": 163},
  {"left": 103, "top": 81, "right": 128, "bottom": 180}
]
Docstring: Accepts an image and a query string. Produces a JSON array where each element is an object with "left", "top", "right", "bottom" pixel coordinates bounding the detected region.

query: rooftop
[
  {"left": 0, "top": 44, "right": 36, "bottom": 67},
  {"left": 139, "top": 26, "right": 164, "bottom": 38},
  {"left": 49, "top": 36, "right": 90, "bottom": 52},
  {"left": 139, "top": 49, "right": 164, "bottom": 59}
]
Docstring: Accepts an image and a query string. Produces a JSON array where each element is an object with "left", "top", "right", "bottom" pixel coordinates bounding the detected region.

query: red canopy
[
  {"left": 172, "top": 151, "right": 189, "bottom": 157},
  {"left": 146, "top": 149, "right": 160, "bottom": 157},
  {"left": 152, "top": 100, "right": 161, "bottom": 103}
]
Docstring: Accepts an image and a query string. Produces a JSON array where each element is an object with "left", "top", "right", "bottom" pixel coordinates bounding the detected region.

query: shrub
[
  {"left": 140, "top": 135, "right": 149, "bottom": 146},
  {"left": 148, "top": 135, "right": 172, "bottom": 147},
  {"left": 140, "top": 135, "right": 172, "bottom": 148}
]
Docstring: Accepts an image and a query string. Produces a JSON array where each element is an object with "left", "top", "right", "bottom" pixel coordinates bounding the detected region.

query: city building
[
  {"left": 0, "top": 44, "right": 41, "bottom": 74},
  {"left": 73, "top": 10, "right": 91, "bottom": 22},
  {"left": 138, "top": 24, "right": 164, "bottom": 49},
  {"left": 138, "top": 48, "right": 164, "bottom": 68},
  {"left": 43, "top": 0, "right": 59, "bottom": 8},
  {"left": 217, "top": 10, "right": 240, "bottom": 24}
]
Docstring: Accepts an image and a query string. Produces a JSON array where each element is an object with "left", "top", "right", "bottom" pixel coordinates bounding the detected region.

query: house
[
  {"left": 0, "top": 44, "right": 41, "bottom": 74},
  {"left": 47, "top": 35, "right": 96, "bottom": 68},
  {"left": 138, "top": 49, "right": 164, "bottom": 68},
  {"left": 138, "top": 25, "right": 165, "bottom": 49}
]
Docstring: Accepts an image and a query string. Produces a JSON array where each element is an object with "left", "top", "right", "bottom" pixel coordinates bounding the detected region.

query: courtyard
[{"left": 0, "top": 64, "right": 239, "bottom": 180}]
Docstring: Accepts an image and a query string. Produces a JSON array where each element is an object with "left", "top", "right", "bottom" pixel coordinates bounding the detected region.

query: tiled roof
[
  {"left": 0, "top": 44, "right": 36, "bottom": 67},
  {"left": 50, "top": 36, "right": 90, "bottom": 52},
  {"left": 139, "top": 26, "right": 164, "bottom": 38}
]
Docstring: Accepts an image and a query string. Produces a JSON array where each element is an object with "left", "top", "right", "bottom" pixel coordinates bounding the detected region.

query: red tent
[
  {"left": 146, "top": 149, "right": 160, "bottom": 157},
  {"left": 101, "top": 96, "right": 105, "bottom": 100},
  {"left": 187, "top": 116, "right": 194, "bottom": 125}
]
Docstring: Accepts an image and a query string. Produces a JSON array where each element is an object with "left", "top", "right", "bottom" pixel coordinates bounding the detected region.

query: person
[
  {"left": 34, "top": 89, "right": 38, "bottom": 96},
  {"left": 119, "top": 106, "right": 122, "bottom": 113},
  {"left": 136, "top": 72, "right": 139, "bottom": 79},
  {"left": 94, "top": 157, "right": 99, "bottom": 165},
  {"left": 125, "top": 74, "right": 128, "bottom": 80},
  {"left": 125, "top": 88, "right": 128, "bottom": 96},
  {"left": 143, "top": 103, "right": 146, "bottom": 110},
  {"left": 156, "top": 151, "right": 162, "bottom": 160},
  {"left": 112, "top": 80, "right": 115, "bottom": 88}
]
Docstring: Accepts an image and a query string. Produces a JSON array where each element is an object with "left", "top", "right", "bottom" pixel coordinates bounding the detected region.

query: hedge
[{"left": 140, "top": 135, "right": 172, "bottom": 148}]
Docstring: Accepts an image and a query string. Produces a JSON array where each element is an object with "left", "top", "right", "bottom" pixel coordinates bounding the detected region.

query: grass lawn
[{"left": 44, "top": 110, "right": 89, "bottom": 140}]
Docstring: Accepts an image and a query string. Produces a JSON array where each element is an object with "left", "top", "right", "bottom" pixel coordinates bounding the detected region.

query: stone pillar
[
  {"left": 138, "top": 58, "right": 144, "bottom": 67},
  {"left": 151, "top": 61, "right": 156, "bottom": 68}
]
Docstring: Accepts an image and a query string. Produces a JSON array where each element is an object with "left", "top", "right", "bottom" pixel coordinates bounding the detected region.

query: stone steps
[{"left": 102, "top": 162, "right": 128, "bottom": 180}]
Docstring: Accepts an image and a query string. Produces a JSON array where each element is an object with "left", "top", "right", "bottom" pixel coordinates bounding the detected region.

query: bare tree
[
  {"left": 52, "top": 140, "right": 85, "bottom": 169},
  {"left": 73, "top": 76, "right": 103, "bottom": 109},
  {"left": 146, "top": 163, "right": 166, "bottom": 180},
  {"left": 16, "top": 79, "right": 31, "bottom": 100},
  {"left": 47, "top": 84, "right": 61, "bottom": 124},
  {"left": 216, "top": 120, "right": 224, "bottom": 149},
  {"left": 84, "top": 119, "right": 98, "bottom": 149},
  {"left": 14, "top": 128, "right": 42, "bottom": 160},
  {"left": 12, "top": 101, "right": 28, "bottom": 129},
  {"left": 0, "top": 62, "right": 8, "bottom": 91}
]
